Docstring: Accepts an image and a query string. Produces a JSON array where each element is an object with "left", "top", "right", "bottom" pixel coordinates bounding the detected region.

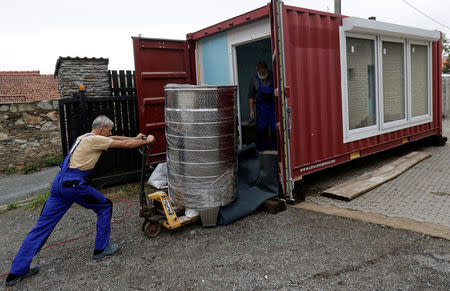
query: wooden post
[
  {"left": 79, "top": 84, "right": 88, "bottom": 133},
  {"left": 58, "top": 100, "right": 68, "bottom": 156}
]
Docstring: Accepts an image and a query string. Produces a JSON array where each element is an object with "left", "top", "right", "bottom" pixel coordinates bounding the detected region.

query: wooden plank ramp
[{"left": 322, "top": 151, "right": 431, "bottom": 201}]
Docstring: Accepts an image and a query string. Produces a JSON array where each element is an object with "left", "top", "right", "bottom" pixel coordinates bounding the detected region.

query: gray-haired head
[
  {"left": 92, "top": 115, "right": 114, "bottom": 130},
  {"left": 256, "top": 61, "right": 268, "bottom": 71}
]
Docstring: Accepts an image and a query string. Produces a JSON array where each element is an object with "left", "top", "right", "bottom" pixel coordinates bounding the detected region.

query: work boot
[
  {"left": 5, "top": 265, "right": 40, "bottom": 286},
  {"left": 92, "top": 243, "right": 120, "bottom": 259}
]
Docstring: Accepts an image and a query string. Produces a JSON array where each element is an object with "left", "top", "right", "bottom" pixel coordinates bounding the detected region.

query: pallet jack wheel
[{"left": 142, "top": 219, "right": 161, "bottom": 238}]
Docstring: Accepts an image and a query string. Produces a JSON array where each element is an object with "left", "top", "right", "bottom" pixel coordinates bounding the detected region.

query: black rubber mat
[{"left": 217, "top": 145, "right": 277, "bottom": 225}]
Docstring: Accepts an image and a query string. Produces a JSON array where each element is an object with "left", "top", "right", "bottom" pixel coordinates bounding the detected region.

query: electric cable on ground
[{"left": 0, "top": 195, "right": 138, "bottom": 278}]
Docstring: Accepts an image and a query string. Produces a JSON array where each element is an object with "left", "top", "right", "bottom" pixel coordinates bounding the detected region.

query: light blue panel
[{"left": 201, "top": 33, "right": 230, "bottom": 85}]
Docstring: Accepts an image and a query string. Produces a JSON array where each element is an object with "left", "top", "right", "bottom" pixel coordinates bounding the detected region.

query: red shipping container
[{"left": 133, "top": 1, "right": 442, "bottom": 200}]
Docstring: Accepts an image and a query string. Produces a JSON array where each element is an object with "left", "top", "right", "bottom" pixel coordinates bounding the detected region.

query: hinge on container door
[{"left": 287, "top": 106, "right": 292, "bottom": 139}]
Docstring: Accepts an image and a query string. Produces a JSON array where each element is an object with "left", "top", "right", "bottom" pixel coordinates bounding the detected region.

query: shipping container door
[
  {"left": 132, "top": 37, "right": 193, "bottom": 163},
  {"left": 270, "top": 0, "right": 294, "bottom": 200}
]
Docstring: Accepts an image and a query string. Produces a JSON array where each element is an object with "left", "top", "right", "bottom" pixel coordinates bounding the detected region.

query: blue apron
[
  {"left": 256, "top": 76, "right": 277, "bottom": 151},
  {"left": 10, "top": 134, "right": 113, "bottom": 275}
]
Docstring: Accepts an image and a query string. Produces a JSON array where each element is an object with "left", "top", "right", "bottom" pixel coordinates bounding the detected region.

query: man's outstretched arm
[
  {"left": 109, "top": 133, "right": 146, "bottom": 141},
  {"left": 109, "top": 135, "right": 155, "bottom": 149}
]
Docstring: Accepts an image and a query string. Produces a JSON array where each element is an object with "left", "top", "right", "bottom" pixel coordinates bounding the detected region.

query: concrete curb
[
  {"left": 292, "top": 201, "right": 450, "bottom": 241},
  {"left": 0, "top": 197, "right": 36, "bottom": 212}
]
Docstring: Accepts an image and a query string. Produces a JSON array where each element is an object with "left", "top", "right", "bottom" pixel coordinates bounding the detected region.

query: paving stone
[{"left": 306, "top": 118, "right": 450, "bottom": 229}]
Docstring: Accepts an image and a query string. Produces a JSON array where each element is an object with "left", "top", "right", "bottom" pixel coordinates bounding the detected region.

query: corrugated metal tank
[{"left": 164, "top": 84, "right": 237, "bottom": 209}]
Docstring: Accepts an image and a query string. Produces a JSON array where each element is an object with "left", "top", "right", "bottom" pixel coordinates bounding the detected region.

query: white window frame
[
  {"left": 379, "top": 37, "right": 408, "bottom": 130},
  {"left": 408, "top": 40, "right": 433, "bottom": 125},
  {"left": 340, "top": 29, "right": 379, "bottom": 142},
  {"left": 340, "top": 29, "right": 434, "bottom": 143}
]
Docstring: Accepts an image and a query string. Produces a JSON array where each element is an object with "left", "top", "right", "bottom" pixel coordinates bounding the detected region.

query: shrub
[
  {"left": 25, "top": 191, "right": 50, "bottom": 210},
  {"left": 44, "top": 155, "right": 63, "bottom": 167},
  {"left": 5, "top": 168, "right": 16, "bottom": 175},
  {"left": 7, "top": 203, "right": 17, "bottom": 210},
  {"left": 24, "top": 163, "right": 41, "bottom": 174}
]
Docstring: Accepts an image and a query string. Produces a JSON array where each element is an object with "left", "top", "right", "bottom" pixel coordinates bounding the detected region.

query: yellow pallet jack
[
  {"left": 138, "top": 142, "right": 199, "bottom": 238},
  {"left": 141, "top": 191, "right": 200, "bottom": 237}
]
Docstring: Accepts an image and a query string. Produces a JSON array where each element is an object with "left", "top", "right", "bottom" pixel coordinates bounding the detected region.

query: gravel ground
[
  {"left": 1, "top": 121, "right": 449, "bottom": 290},
  {"left": 1, "top": 195, "right": 449, "bottom": 290}
]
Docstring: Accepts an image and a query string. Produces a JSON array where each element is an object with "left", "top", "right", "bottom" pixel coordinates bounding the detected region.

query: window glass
[
  {"left": 411, "top": 44, "right": 428, "bottom": 116},
  {"left": 382, "top": 41, "right": 405, "bottom": 122},
  {"left": 346, "top": 37, "right": 376, "bottom": 130}
]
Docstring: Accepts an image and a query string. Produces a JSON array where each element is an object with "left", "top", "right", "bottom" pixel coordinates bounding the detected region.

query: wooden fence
[
  {"left": 109, "top": 70, "right": 136, "bottom": 97},
  {"left": 58, "top": 73, "right": 142, "bottom": 187}
]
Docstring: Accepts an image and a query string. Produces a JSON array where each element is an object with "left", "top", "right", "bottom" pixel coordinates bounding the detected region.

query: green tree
[
  {"left": 443, "top": 33, "right": 450, "bottom": 57},
  {"left": 442, "top": 33, "right": 450, "bottom": 73},
  {"left": 444, "top": 58, "right": 450, "bottom": 73}
]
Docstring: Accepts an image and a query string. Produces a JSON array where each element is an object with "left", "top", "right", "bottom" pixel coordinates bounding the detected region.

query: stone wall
[
  {"left": 0, "top": 100, "right": 61, "bottom": 171},
  {"left": 55, "top": 57, "right": 110, "bottom": 99}
]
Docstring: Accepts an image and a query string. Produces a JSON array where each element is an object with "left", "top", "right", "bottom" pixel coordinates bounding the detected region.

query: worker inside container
[{"left": 248, "top": 61, "right": 277, "bottom": 152}]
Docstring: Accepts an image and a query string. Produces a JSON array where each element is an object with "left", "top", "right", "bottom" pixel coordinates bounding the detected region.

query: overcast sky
[{"left": 1, "top": 0, "right": 449, "bottom": 74}]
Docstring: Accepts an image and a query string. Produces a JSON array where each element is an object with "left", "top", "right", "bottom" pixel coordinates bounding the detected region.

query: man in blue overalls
[
  {"left": 5, "top": 115, "right": 155, "bottom": 286},
  {"left": 248, "top": 62, "right": 277, "bottom": 151}
]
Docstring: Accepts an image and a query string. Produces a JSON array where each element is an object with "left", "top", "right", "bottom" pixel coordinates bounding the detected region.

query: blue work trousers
[
  {"left": 256, "top": 102, "right": 277, "bottom": 151},
  {"left": 9, "top": 176, "right": 112, "bottom": 275}
]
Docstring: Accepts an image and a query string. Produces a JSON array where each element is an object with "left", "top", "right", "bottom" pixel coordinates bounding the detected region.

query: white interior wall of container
[{"left": 195, "top": 18, "right": 271, "bottom": 142}]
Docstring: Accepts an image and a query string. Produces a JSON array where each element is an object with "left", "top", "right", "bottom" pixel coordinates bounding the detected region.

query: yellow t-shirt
[{"left": 68, "top": 133, "right": 113, "bottom": 170}]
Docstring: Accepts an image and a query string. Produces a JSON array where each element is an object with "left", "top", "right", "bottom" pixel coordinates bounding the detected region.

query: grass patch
[
  {"left": 43, "top": 155, "right": 63, "bottom": 167},
  {"left": 6, "top": 168, "right": 16, "bottom": 175},
  {"left": 0, "top": 203, "right": 19, "bottom": 216},
  {"left": 25, "top": 191, "right": 50, "bottom": 210},
  {"left": 113, "top": 182, "right": 140, "bottom": 198},
  {"left": 5, "top": 155, "right": 63, "bottom": 175},
  {"left": 24, "top": 163, "right": 41, "bottom": 174},
  {"left": 7, "top": 203, "right": 17, "bottom": 210},
  {"left": 99, "top": 182, "right": 152, "bottom": 200},
  {"left": 118, "top": 183, "right": 140, "bottom": 196}
]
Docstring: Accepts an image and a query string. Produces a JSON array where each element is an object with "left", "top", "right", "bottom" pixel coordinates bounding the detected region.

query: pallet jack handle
[{"left": 139, "top": 137, "right": 154, "bottom": 207}]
